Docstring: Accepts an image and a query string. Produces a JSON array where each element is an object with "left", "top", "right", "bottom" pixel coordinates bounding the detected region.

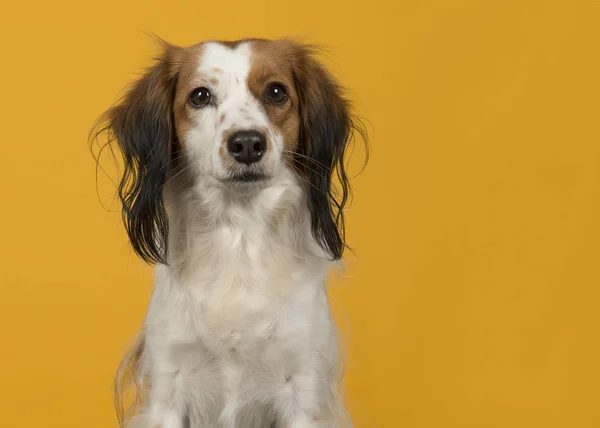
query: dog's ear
[
  {"left": 291, "top": 43, "right": 367, "bottom": 260},
  {"left": 91, "top": 43, "right": 182, "bottom": 265}
]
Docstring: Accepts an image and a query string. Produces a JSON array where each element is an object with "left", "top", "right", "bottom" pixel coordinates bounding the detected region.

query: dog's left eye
[{"left": 265, "top": 84, "right": 287, "bottom": 104}]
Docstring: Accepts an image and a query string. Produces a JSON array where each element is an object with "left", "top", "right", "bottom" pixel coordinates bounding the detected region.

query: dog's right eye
[{"left": 189, "top": 87, "right": 212, "bottom": 107}]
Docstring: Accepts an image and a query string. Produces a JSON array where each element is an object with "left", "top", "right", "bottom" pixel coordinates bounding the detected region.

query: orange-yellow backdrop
[{"left": 1, "top": 0, "right": 599, "bottom": 427}]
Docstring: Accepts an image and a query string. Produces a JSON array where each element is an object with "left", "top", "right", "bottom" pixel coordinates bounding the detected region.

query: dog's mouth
[{"left": 227, "top": 172, "right": 268, "bottom": 184}]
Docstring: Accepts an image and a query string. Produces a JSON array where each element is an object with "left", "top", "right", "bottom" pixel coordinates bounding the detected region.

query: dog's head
[{"left": 92, "top": 38, "right": 366, "bottom": 264}]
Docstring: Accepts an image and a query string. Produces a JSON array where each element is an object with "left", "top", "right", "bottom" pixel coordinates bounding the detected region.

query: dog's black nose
[{"left": 227, "top": 130, "right": 267, "bottom": 165}]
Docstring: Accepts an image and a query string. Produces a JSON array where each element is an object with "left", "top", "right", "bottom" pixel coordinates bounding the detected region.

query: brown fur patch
[
  {"left": 247, "top": 39, "right": 301, "bottom": 159},
  {"left": 209, "top": 77, "right": 219, "bottom": 86},
  {"left": 171, "top": 44, "right": 206, "bottom": 148},
  {"left": 218, "top": 41, "right": 243, "bottom": 49}
]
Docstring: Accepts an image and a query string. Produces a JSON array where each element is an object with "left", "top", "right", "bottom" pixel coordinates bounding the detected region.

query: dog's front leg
[
  {"left": 217, "top": 361, "right": 243, "bottom": 428},
  {"left": 147, "top": 369, "right": 186, "bottom": 428},
  {"left": 276, "top": 370, "right": 323, "bottom": 428}
]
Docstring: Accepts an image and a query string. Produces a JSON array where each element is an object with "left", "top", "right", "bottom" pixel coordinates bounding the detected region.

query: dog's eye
[
  {"left": 265, "top": 84, "right": 287, "bottom": 104},
  {"left": 189, "top": 87, "right": 212, "bottom": 107}
]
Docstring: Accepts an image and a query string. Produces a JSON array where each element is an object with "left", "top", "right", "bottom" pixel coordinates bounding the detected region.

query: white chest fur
[
  {"left": 147, "top": 249, "right": 327, "bottom": 358},
  {"left": 137, "top": 175, "right": 341, "bottom": 428},
  {"left": 148, "top": 175, "right": 330, "bottom": 352}
]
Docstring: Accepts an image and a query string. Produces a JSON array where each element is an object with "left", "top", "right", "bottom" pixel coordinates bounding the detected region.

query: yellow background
[{"left": 1, "top": 0, "right": 599, "bottom": 427}]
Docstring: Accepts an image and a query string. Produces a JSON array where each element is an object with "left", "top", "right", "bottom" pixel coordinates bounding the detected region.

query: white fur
[{"left": 123, "top": 43, "right": 349, "bottom": 428}]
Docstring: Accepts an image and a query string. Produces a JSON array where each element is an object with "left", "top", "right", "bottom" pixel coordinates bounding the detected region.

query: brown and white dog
[{"left": 91, "top": 38, "right": 366, "bottom": 428}]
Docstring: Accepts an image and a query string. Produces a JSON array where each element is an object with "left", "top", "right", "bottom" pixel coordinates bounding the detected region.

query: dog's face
[
  {"left": 174, "top": 40, "right": 300, "bottom": 183},
  {"left": 92, "top": 38, "right": 366, "bottom": 264}
]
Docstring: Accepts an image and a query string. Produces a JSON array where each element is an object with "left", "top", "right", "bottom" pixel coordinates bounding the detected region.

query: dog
[{"left": 91, "top": 37, "right": 367, "bottom": 428}]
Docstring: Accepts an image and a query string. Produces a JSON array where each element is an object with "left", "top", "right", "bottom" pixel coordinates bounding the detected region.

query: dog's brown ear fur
[
  {"left": 290, "top": 42, "right": 368, "bottom": 260},
  {"left": 90, "top": 43, "right": 182, "bottom": 265}
]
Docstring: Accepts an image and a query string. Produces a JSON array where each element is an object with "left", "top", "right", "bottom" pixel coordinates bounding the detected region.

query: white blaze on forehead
[
  {"left": 197, "top": 42, "right": 269, "bottom": 130},
  {"left": 199, "top": 42, "right": 252, "bottom": 86}
]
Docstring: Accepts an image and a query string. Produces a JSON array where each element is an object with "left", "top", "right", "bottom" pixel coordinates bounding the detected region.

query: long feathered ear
[
  {"left": 292, "top": 43, "right": 368, "bottom": 260},
  {"left": 90, "top": 43, "right": 181, "bottom": 265}
]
